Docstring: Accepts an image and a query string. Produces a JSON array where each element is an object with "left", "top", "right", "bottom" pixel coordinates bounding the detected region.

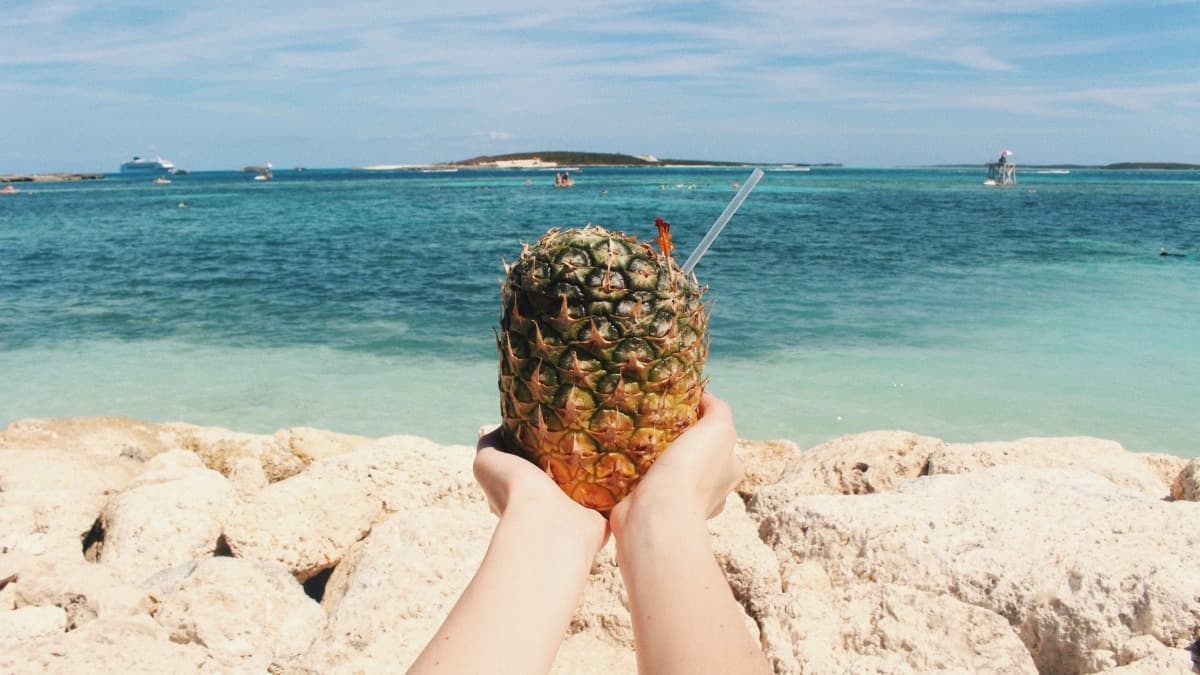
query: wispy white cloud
[{"left": 2, "top": 1, "right": 1197, "bottom": 169}]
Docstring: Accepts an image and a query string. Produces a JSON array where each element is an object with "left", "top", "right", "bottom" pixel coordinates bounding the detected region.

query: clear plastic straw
[{"left": 680, "top": 168, "right": 764, "bottom": 274}]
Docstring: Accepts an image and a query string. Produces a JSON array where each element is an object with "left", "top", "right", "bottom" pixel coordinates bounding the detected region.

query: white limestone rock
[
  {"left": 302, "top": 506, "right": 494, "bottom": 673},
  {"left": 753, "top": 431, "right": 943, "bottom": 513},
  {"left": 2, "top": 552, "right": 155, "bottom": 629},
  {"left": 149, "top": 557, "right": 324, "bottom": 671},
  {"left": 164, "top": 422, "right": 307, "bottom": 483},
  {"left": 129, "top": 448, "right": 207, "bottom": 483},
  {"left": 0, "top": 416, "right": 181, "bottom": 460},
  {"left": 928, "top": 436, "right": 1173, "bottom": 497},
  {"left": 1139, "top": 452, "right": 1189, "bottom": 494},
  {"left": 222, "top": 471, "right": 383, "bottom": 582},
  {"left": 764, "top": 582, "right": 1036, "bottom": 674},
  {"left": 752, "top": 465, "right": 1200, "bottom": 674},
  {"left": 0, "top": 449, "right": 137, "bottom": 558},
  {"left": 227, "top": 454, "right": 270, "bottom": 494},
  {"left": 0, "top": 605, "right": 67, "bottom": 647},
  {"left": 734, "top": 438, "right": 802, "bottom": 493},
  {"left": 98, "top": 466, "right": 235, "bottom": 580},
  {"left": 274, "top": 426, "right": 373, "bottom": 464},
  {"left": 0, "top": 582, "right": 13, "bottom": 611},
  {"left": 1171, "top": 457, "right": 1200, "bottom": 501},
  {"left": 1100, "top": 634, "right": 1198, "bottom": 673},
  {"left": 0, "top": 615, "right": 213, "bottom": 673},
  {"left": 222, "top": 437, "right": 479, "bottom": 581},
  {"left": 327, "top": 435, "right": 482, "bottom": 511},
  {"left": 5, "top": 415, "right": 1195, "bottom": 675}
]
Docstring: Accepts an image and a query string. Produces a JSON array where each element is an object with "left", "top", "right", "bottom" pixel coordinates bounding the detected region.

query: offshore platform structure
[{"left": 985, "top": 150, "right": 1016, "bottom": 186}]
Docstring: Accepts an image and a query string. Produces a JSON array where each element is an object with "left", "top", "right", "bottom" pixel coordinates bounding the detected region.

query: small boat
[
  {"left": 152, "top": 177, "right": 171, "bottom": 185},
  {"left": 121, "top": 155, "right": 176, "bottom": 174},
  {"left": 246, "top": 162, "right": 274, "bottom": 181}
]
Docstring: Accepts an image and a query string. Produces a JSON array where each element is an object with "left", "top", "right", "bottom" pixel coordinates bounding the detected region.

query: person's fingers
[
  {"left": 476, "top": 428, "right": 504, "bottom": 453},
  {"left": 697, "top": 391, "right": 732, "bottom": 424},
  {"left": 694, "top": 393, "right": 737, "bottom": 447},
  {"left": 472, "top": 448, "right": 503, "bottom": 516},
  {"left": 473, "top": 445, "right": 504, "bottom": 474}
]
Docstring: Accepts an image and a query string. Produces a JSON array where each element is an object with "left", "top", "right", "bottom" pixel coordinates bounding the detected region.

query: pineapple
[{"left": 497, "top": 223, "right": 708, "bottom": 514}]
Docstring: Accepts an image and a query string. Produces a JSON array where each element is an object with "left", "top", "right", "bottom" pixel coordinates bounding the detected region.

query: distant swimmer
[
  {"left": 177, "top": 202, "right": 188, "bottom": 208},
  {"left": 1, "top": 183, "right": 18, "bottom": 194}
]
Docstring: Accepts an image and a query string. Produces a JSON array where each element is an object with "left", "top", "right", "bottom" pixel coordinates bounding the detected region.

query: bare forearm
[
  {"left": 408, "top": 504, "right": 603, "bottom": 674},
  {"left": 615, "top": 504, "right": 770, "bottom": 675}
]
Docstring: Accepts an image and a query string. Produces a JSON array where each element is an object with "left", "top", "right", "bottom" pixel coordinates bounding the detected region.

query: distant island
[
  {"left": 9, "top": 157, "right": 1197, "bottom": 179},
  {"left": 929, "top": 162, "right": 1200, "bottom": 170},
  {"left": 0, "top": 172, "right": 105, "bottom": 182},
  {"left": 445, "top": 151, "right": 841, "bottom": 169}
]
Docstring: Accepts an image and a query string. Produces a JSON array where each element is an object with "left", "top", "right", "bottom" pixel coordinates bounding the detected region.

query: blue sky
[{"left": 2, "top": 1, "right": 1199, "bottom": 172}]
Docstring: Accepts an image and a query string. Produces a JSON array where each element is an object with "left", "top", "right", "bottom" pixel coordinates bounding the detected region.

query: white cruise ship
[{"left": 120, "top": 156, "right": 176, "bottom": 174}]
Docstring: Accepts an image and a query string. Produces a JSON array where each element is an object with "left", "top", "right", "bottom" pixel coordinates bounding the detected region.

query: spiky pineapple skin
[{"left": 498, "top": 225, "right": 708, "bottom": 514}]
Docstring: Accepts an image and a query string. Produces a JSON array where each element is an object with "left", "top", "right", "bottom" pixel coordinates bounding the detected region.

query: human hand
[
  {"left": 410, "top": 432, "right": 612, "bottom": 675},
  {"left": 609, "top": 392, "right": 742, "bottom": 535},
  {"left": 602, "top": 395, "right": 771, "bottom": 675},
  {"left": 475, "top": 429, "right": 608, "bottom": 545}
]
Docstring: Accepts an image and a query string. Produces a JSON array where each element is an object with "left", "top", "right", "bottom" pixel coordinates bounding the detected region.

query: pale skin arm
[
  {"left": 407, "top": 430, "right": 608, "bottom": 675},
  {"left": 610, "top": 392, "right": 773, "bottom": 675}
]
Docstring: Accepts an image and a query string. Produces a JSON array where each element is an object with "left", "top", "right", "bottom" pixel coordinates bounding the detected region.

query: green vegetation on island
[
  {"left": 454, "top": 151, "right": 746, "bottom": 166},
  {"left": 452, "top": 151, "right": 839, "bottom": 168},
  {"left": 457, "top": 151, "right": 654, "bottom": 166},
  {"left": 1, "top": 173, "right": 105, "bottom": 182}
]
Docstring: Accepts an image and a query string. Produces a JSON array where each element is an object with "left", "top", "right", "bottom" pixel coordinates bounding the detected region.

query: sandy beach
[{"left": 1, "top": 415, "right": 1197, "bottom": 673}]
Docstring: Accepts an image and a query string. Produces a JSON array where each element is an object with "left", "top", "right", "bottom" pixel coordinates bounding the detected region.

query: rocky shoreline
[{"left": 1, "top": 417, "right": 1197, "bottom": 673}]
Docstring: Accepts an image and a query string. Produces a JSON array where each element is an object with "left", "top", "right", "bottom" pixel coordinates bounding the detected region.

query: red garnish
[{"left": 654, "top": 217, "right": 674, "bottom": 259}]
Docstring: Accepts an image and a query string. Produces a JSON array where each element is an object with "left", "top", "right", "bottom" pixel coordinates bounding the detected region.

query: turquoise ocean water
[{"left": 1, "top": 167, "right": 1196, "bottom": 457}]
